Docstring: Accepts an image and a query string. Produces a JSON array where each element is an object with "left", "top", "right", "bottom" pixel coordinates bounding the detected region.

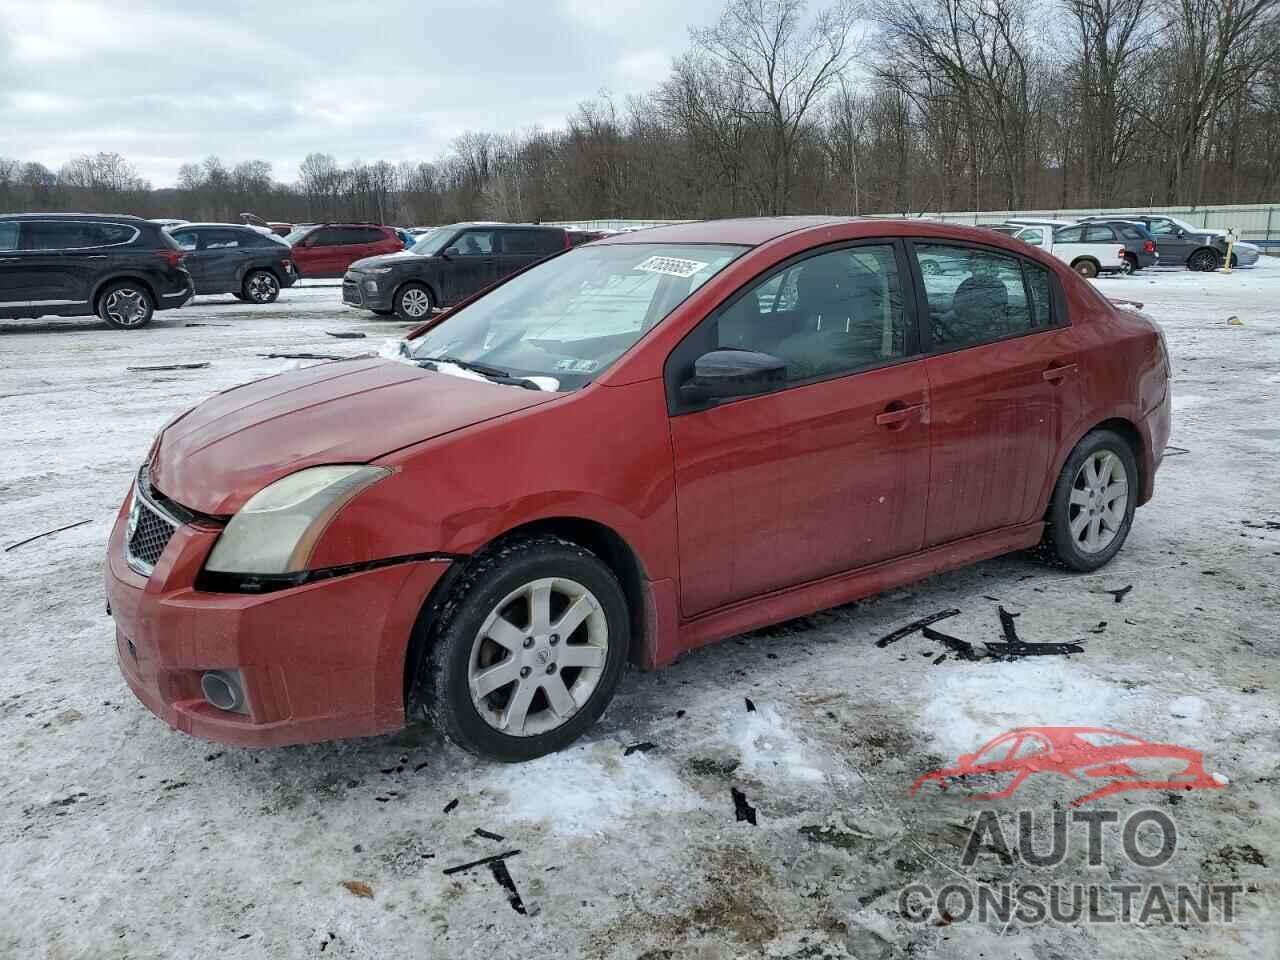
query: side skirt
[{"left": 655, "top": 521, "right": 1045, "bottom": 665}]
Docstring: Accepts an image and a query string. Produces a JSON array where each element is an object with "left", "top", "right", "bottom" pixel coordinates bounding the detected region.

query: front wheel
[
  {"left": 423, "top": 535, "right": 629, "bottom": 761},
  {"left": 1072, "top": 259, "right": 1099, "bottom": 279},
  {"left": 394, "top": 282, "right": 433, "bottom": 321},
  {"left": 1040, "top": 429, "right": 1138, "bottom": 571},
  {"left": 242, "top": 270, "right": 281, "bottom": 304},
  {"left": 1188, "top": 248, "right": 1221, "bottom": 272},
  {"left": 98, "top": 282, "right": 154, "bottom": 329}
]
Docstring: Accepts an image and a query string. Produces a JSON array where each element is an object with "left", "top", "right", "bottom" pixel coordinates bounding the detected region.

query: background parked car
[
  {"left": 1070, "top": 219, "right": 1158, "bottom": 273},
  {"left": 284, "top": 223, "right": 403, "bottom": 278},
  {"left": 1081, "top": 214, "right": 1228, "bottom": 271},
  {"left": 0, "top": 213, "right": 191, "bottom": 328},
  {"left": 167, "top": 223, "right": 296, "bottom": 303},
  {"left": 343, "top": 222, "right": 569, "bottom": 320},
  {"left": 1014, "top": 223, "right": 1126, "bottom": 277}
]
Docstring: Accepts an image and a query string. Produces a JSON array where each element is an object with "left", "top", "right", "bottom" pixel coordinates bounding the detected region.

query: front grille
[
  {"left": 342, "top": 279, "right": 363, "bottom": 306},
  {"left": 126, "top": 486, "right": 178, "bottom": 577}
]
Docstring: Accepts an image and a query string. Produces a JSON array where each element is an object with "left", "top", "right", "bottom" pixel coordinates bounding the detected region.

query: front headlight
[
  {"left": 204, "top": 465, "right": 390, "bottom": 575},
  {"left": 367, "top": 267, "right": 395, "bottom": 275}
]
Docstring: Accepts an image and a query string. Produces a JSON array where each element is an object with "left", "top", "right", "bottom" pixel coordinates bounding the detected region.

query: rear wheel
[
  {"left": 98, "top": 282, "right": 154, "bottom": 329},
  {"left": 1040, "top": 429, "right": 1138, "bottom": 571},
  {"left": 1121, "top": 254, "right": 1138, "bottom": 275},
  {"left": 1072, "top": 259, "right": 1099, "bottom": 279},
  {"left": 1188, "top": 248, "right": 1220, "bottom": 272},
  {"left": 394, "top": 282, "right": 433, "bottom": 321},
  {"left": 242, "top": 270, "right": 280, "bottom": 304},
  {"left": 422, "top": 535, "right": 629, "bottom": 761}
]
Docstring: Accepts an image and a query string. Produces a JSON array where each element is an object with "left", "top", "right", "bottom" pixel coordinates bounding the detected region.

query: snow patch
[
  {"left": 732, "top": 705, "right": 826, "bottom": 783},
  {"left": 474, "top": 745, "right": 703, "bottom": 837}
]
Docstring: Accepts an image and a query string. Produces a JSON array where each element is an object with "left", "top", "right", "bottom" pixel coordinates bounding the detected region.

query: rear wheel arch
[
  {"left": 1047, "top": 416, "right": 1146, "bottom": 520},
  {"left": 1070, "top": 258, "right": 1100, "bottom": 278},
  {"left": 93, "top": 274, "right": 158, "bottom": 312},
  {"left": 401, "top": 516, "right": 650, "bottom": 718}
]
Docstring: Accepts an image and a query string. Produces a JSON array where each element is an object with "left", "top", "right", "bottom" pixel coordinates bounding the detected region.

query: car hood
[
  {"left": 349, "top": 251, "right": 425, "bottom": 272},
  {"left": 151, "top": 358, "right": 559, "bottom": 515}
]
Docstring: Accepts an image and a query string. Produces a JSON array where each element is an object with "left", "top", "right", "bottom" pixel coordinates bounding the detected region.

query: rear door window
[
  {"left": 912, "top": 243, "right": 1039, "bottom": 351},
  {"left": 1053, "top": 225, "right": 1084, "bottom": 243},
  {"left": 0, "top": 222, "right": 18, "bottom": 251},
  {"left": 1084, "top": 225, "right": 1116, "bottom": 242},
  {"left": 20, "top": 221, "right": 76, "bottom": 250},
  {"left": 202, "top": 229, "right": 243, "bottom": 249}
]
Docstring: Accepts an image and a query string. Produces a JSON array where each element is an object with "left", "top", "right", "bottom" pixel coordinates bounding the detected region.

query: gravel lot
[{"left": 1, "top": 266, "right": 1277, "bottom": 959}]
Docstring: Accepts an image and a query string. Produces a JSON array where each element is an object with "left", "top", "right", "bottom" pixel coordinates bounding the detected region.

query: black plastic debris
[
  {"left": 675, "top": 710, "right": 686, "bottom": 719},
  {"left": 731, "top": 787, "right": 757, "bottom": 825},
  {"left": 442, "top": 849, "right": 520, "bottom": 876},
  {"left": 1163, "top": 446, "right": 1191, "bottom": 456},
  {"left": 258, "top": 352, "right": 347, "bottom": 361},
  {"left": 744, "top": 697, "right": 757, "bottom": 713},
  {"left": 922, "top": 625, "right": 980, "bottom": 662},
  {"left": 623, "top": 741, "right": 655, "bottom": 756},
  {"left": 183, "top": 322, "right": 232, "bottom": 328},
  {"left": 1087, "top": 621, "right": 1107, "bottom": 634},
  {"left": 1104, "top": 585, "right": 1133, "bottom": 603},
  {"left": 985, "top": 607, "right": 1084, "bottom": 658},
  {"left": 874, "top": 609, "right": 961, "bottom": 648},
  {"left": 932, "top": 653, "right": 947, "bottom": 665},
  {"left": 474, "top": 828, "right": 505, "bottom": 842},
  {"left": 326, "top": 331, "right": 367, "bottom": 339},
  {"left": 127, "top": 362, "right": 210, "bottom": 372},
  {"left": 1242, "top": 520, "right": 1280, "bottom": 531},
  {"left": 5, "top": 518, "right": 92, "bottom": 552},
  {"left": 489, "top": 859, "right": 528, "bottom": 914},
  {"left": 442, "top": 798, "right": 459, "bottom": 814}
]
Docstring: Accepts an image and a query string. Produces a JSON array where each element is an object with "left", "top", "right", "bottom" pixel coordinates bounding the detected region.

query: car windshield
[
  {"left": 409, "top": 228, "right": 448, "bottom": 255},
  {"left": 409, "top": 242, "right": 746, "bottom": 389},
  {"left": 1166, "top": 216, "right": 1200, "bottom": 233}
]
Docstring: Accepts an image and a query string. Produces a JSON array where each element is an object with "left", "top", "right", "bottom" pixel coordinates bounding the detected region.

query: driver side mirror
[
  {"left": 442, "top": 247, "right": 459, "bottom": 259},
  {"left": 1176, "top": 229, "right": 1185, "bottom": 237},
  {"left": 681, "top": 349, "right": 786, "bottom": 402}
]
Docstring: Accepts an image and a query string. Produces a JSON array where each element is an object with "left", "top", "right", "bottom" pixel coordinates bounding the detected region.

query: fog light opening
[{"left": 201, "top": 670, "right": 244, "bottom": 713}]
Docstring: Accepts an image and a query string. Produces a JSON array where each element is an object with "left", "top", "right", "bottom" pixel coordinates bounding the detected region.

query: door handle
[
  {"left": 1042, "top": 363, "right": 1079, "bottom": 382},
  {"left": 875, "top": 402, "right": 926, "bottom": 427}
]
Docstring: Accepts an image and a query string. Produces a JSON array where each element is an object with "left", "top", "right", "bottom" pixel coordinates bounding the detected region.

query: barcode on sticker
[{"left": 634, "top": 256, "right": 708, "bottom": 279}]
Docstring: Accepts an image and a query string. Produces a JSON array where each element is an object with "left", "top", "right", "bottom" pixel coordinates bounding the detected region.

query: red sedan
[{"left": 105, "top": 217, "right": 1171, "bottom": 760}]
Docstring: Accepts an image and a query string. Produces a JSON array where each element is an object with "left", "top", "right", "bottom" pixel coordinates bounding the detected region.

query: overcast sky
[{"left": 0, "top": 0, "right": 725, "bottom": 187}]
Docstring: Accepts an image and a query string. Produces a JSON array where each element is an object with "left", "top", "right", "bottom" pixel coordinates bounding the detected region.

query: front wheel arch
[
  {"left": 402, "top": 517, "right": 650, "bottom": 717},
  {"left": 393, "top": 279, "right": 438, "bottom": 316}
]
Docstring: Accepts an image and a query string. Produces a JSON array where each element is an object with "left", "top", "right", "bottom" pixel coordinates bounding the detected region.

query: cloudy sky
[{"left": 0, "top": 0, "right": 725, "bottom": 186}]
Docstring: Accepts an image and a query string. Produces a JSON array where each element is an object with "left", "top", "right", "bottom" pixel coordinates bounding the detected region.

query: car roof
[
  {"left": 0, "top": 212, "right": 146, "bottom": 222},
  {"left": 599, "top": 216, "right": 858, "bottom": 246},
  {"left": 443, "top": 221, "right": 563, "bottom": 231},
  {"left": 168, "top": 222, "right": 262, "bottom": 230}
]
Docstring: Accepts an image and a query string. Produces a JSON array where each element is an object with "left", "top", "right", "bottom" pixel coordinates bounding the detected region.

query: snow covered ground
[{"left": 1, "top": 266, "right": 1277, "bottom": 959}]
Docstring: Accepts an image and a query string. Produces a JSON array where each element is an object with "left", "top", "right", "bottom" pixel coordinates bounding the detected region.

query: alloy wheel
[
  {"left": 248, "top": 272, "right": 278, "bottom": 303},
  {"left": 1067, "top": 450, "right": 1129, "bottom": 554},
  {"left": 103, "top": 288, "right": 148, "bottom": 327},
  {"left": 400, "top": 287, "right": 431, "bottom": 318},
  {"left": 467, "top": 577, "right": 609, "bottom": 737},
  {"left": 1190, "top": 250, "right": 1218, "bottom": 272}
]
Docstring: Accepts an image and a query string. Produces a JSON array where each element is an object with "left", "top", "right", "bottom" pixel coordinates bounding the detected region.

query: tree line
[{"left": 2, "top": 0, "right": 1277, "bottom": 227}]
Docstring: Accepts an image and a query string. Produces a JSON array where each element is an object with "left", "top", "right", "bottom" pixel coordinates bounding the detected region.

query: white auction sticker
[{"left": 634, "top": 255, "right": 709, "bottom": 279}]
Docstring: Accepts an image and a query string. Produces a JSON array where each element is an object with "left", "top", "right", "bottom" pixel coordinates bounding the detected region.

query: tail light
[
  {"left": 1119, "top": 247, "right": 1126, "bottom": 261},
  {"left": 1144, "top": 240, "right": 1155, "bottom": 253},
  {"left": 157, "top": 250, "right": 185, "bottom": 268},
  {"left": 564, "top": 232, "right": 572, "bottom": 250}
]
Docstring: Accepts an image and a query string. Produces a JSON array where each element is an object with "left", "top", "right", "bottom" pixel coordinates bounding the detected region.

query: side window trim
[
  {"left": 664, "top": 237, "right": 922, "bottom": 417},
  {"left": 905, "top": 238, "right": 1069, "bottom": 357},
  {"left": 16, "top": 220, "right": 140, "bottom": 252}
]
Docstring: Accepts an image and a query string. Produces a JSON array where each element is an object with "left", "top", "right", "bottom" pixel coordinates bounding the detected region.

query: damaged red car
[{"left": 106, "top": 217, "right": 1171, "bottom": 760}]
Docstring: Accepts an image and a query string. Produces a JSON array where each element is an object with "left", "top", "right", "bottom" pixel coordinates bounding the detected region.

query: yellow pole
[{"left": 1220, "top": 228, "right": 1235, "bottom": 273}]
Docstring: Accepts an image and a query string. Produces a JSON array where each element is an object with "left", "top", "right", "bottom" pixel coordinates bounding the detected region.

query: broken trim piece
[{"left": 874, "top": 609, "right": 962, "bottom": 648}]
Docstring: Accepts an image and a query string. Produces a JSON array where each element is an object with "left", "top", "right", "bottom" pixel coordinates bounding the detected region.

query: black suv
[
  {"left": 167, "top": 223, "right": 297, "bottom": 303},
  {"left": 343, "top": 222, "right": 568, "bottom": 320},
  {"left": 0, "top": 214, "right": 193, "bottom": 328}
]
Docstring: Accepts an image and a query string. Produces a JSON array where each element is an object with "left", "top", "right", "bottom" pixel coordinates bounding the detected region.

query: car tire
[
  {"left": 242, "top": 270, "right": 281, "bottom": 304},
  {"left": 1071, "top": 259, "right": 1099, "bottom": 279},
  {"left": 394, "top": 282, "right": 433, "bottom": 321},
  {"left": 1121, "top": 254, "right": 1138, "bottom": 275},
  {"left": 98, "top": 281, "right": 155, "bottom": 329},
  {"left": 1229, "top": 253, "right": 1238, "bottom": 268},
  {"left": 1188, "top": 248, "right": 1220, "bottom": 272},
  {"left": 422, "top": 535, "right": 629, "bottom": 762},
  {"left": 1039, "top": 428, "right": 1138, "bottom": 572}
]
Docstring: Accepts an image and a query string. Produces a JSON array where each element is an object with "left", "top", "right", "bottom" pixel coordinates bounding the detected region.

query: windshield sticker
[
  {"left": 554, "top": 357, "right": 599, "bottom": 373},
  {"left": 634, "top": 255, "right": 708, "bottom": 279}
]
